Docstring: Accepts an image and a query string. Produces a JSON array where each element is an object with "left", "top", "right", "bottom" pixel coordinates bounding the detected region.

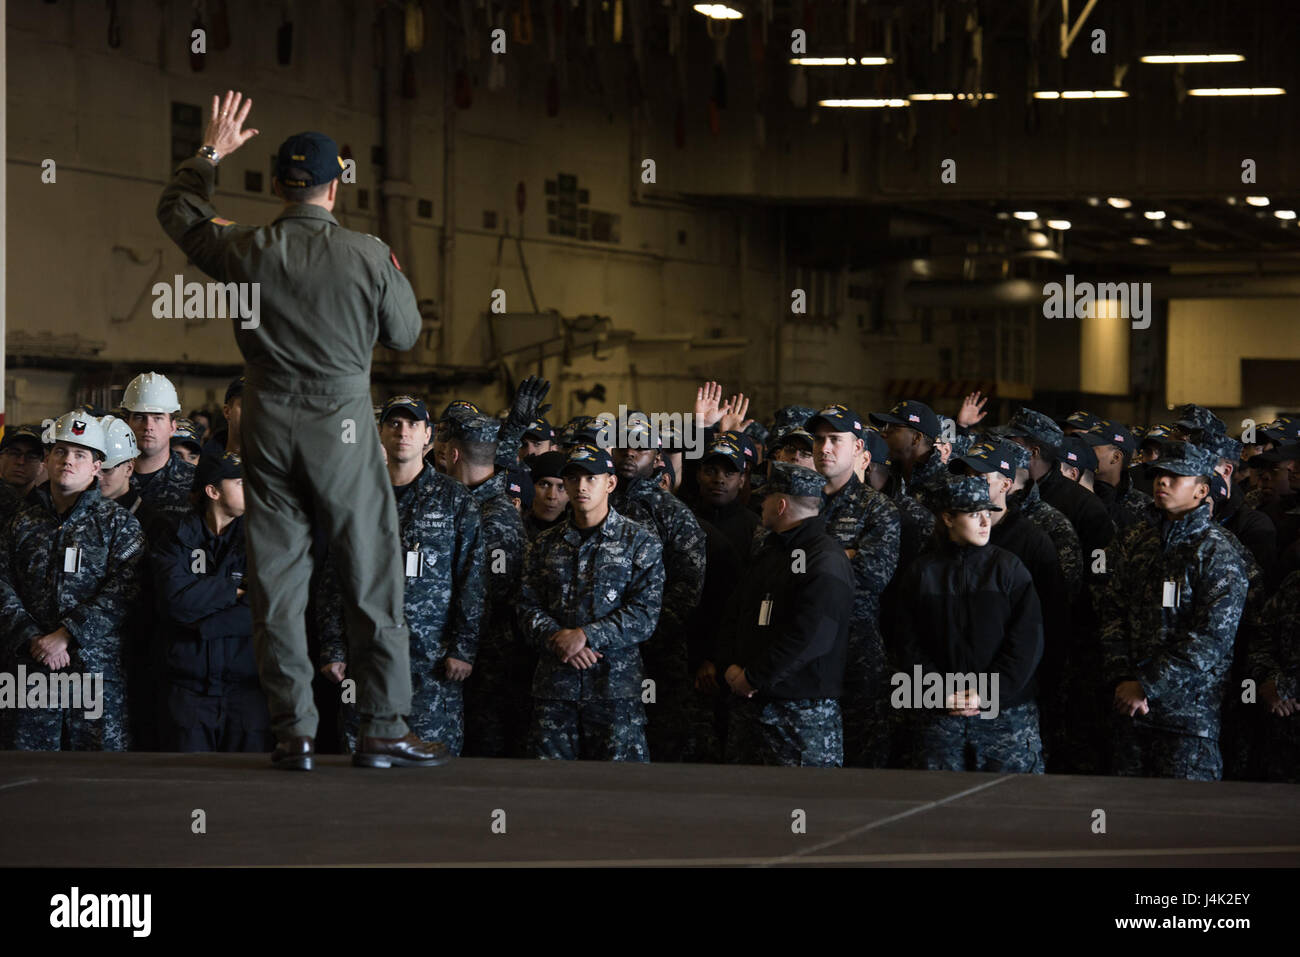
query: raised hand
[
  {"left": 695, "top": 381, "right": 725, "bottom": 428},
  {"left": 719, "top": 393, "right": 751, "bottom": 434},
  {"left": 957, "top": 390, "right": 989, "bottom": 429},
  {"left": 203, "top": 90, "right": 259, "bottom": 158},
  {"left": 509, "top": 374, "right": 552, "bottom": 427}
]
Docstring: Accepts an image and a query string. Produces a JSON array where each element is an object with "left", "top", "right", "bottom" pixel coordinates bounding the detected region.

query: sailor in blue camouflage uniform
[
  {"left": 1250, "top": 568, "right": 1300, "bottom": 782},
  {"left": 0, "top": 425, "right": 45, "bottom": 533},
  {"left": 805, "top": 404, "right": 900, "bottom": 767},
  {"left": 519, "top": 444, "right": 665, "bottom": 761},
  {"left": 718, "top": 463, "right": 853, "bottom": 767},
  {"left": 1088, "top": 421, "right": 1153, "bottom": 534},
  {"left": 1099, "top": 441, "right": 1248, "bottom": 780},
  {"left": 318, "top": 395, "right": 485, "bottom": 754},
  {"left": 0, "top": 413, "right": 146, "bottom": 751},
  {"left": 442, "top": 412, "right": 533, "bottom": 758},
  {"left": 870, "top": 400, "right": 943, "bottom": 566},
  {"left": 121, "top": 372, "right": 198, "bottom": 529},
  {"left": 523, "top": 450, "right": 569, "bottom": 541},
  {"left": 609, "top": 413, "right": 706, "bottom": 761},
  {"left": 896, "top": 475, "right": 1045, "bottom": 773}
]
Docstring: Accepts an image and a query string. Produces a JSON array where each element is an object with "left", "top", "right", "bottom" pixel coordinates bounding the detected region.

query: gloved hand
[{"left": 507, "top": 374, "right": 552, "bottom": 429}]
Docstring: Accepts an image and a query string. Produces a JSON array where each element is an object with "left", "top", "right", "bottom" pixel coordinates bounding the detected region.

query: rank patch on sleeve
[{"left": 210, "top": 216, "right": 235, "bottom": 227}]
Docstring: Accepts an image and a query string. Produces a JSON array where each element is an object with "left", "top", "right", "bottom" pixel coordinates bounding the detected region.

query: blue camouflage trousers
[
  {"left": 911, "top": 700, "right": 1045, "bottom": 774},
  {"left": 1109, "top": 719, "right": 1223, "bottom": 781},
  {"left": 0, "top": 676, "right": 127, "bottom": 751},
  {"left": 841, "top": 626, "right": 892, "bottom": 768},
  {"left": 725, "top": 696, "right": 843, "bottom": 767},
  {"left": 529, "top": 696, "right": 648, "bottom": 761},
  {"left": 340, "top": 668, "right": 464, "bottom": 755}
]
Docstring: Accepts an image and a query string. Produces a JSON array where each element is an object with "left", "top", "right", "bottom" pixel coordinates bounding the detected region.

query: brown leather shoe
[
  {"left": 352, "top": 732, "right": 451, "bottom": 768},
  {"left": 271, "top": 736, "right": 314, "bottom": 771}
]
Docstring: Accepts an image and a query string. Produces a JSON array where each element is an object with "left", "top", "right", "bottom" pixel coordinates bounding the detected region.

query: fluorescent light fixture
[
  {"left": 1225, "top": 197, "right": 1238, "bottom": 205},
  {"left": 1275, "top": 209, "right": 1297, "bottom": 220},
  {"left": 1047, "top": 219, "right": 1071, "bottom": 230},
  {"left": 1107, "top": 197, "right": 1132, "bottom": 209},
  {"left": 789, "top": 56, "right": 891, "bottom": 66},
  {"left": 693, "top": 3, "right": 743, "bottom": 19},
  {"left": 1246, "top": 196, "right": 1270, "bottom": 206},
  {"left": 1013, "top": 211, "right": 1038, "bottom": 221},
  {"left": 1144, "top": 210, "right": 1166, "bottom": 220},
  {"left": 1130, "top": 237, "right": 1153, "bottom": 245},
  {"left": 908, "top": 92, "right": 998, "bottom": 101},
  {"left": 1086, "top": 197, "right": 1101, "bottom": 206},
  {"left": 1140, "top": 53, "right": 1244, "bottom": 64},
  {"left": 1171, "top": 219, "right": 1192, "bottom": 230},
  {"left": 818, "top": 98, "right": 909, "bottom": 108},
  {"left": 1188, "top": 87, "right": 1285, "bottom": 96},
  {"left": 1034, "top": 90, "right": 1129, "bottom": 99}
]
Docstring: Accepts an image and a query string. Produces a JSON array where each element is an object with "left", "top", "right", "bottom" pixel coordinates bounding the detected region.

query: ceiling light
[
  {"left": 908, "top": 92, "right": 997, "bottom": 101},
  {"left": 1225, "top": 197, "right": 1238, "bottom": 205},
  {"left": 818, "top": 98, "right": 909, "bottom": 108},
  {"left": 1246, "top": 196, "right": 1270, "bottom": 206},
  {"left": 1086, "top": 197, "right": 1101, "bottom": 206},
  {"left": 1013, "top": 211, "right": 1038, "bottom": 221},
  {"left": 1130, "top": 237, "right": 1153, "bottom": 245},
  {"left": 1188, "top": 87, "right": 1285, "bottom": 96},
  {"left": 1034, "top": 90, "right": 1129, "bottom": 99},
  {"left": 1144, "top": 210, "right": 1166, "bottom": 220},
  {"left": 1276, "top": 209, "right": 1297, "bottom": 220},
  {"left": 1047, "top": 219, "right": 1071, "bottom": 230},
  {"left": 1107, "top": 197, "right": 1131, "bottom": 209},
  {"left": 790, "top": 57, "right": 849, "bottom": 66},
  {"left": 1171, "top": 219, "right": 1192, "bottom": 230},
  {"left": 693, "top": 3, "right": 744, "bottom": 19},
  {"left": 1140, "top": 53, "right": 1244, "bottom": 64}
]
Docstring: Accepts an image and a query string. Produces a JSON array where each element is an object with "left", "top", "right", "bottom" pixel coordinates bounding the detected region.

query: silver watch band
[{"left": 197, "top": 145, "right": 221, "bottom": 164}]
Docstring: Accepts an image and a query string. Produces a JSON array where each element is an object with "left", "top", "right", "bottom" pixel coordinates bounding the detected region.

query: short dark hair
[
  {"left": 277, "top": 169, "right": 331, "bottom": 204},
  {"left": 450, "top": 437, "right": 496, "bottom": 468},
  {"left": 778, "top": 492, "right": 821, "bottom": 516}
]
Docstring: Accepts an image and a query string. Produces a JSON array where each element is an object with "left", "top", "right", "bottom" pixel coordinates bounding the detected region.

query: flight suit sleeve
[
  {"left": 447, "top": 499, "right": 486, "bottom": 664},
  {"left": 0, "top": 520, "right": 44, "bottom": 656},
  {"left": 376, "top": 253, "right": 422, "bottom": 352},
  {"left": 1136, "top": 544, "right": 1248, "bottom": 702},
  {"left": 517, "top": 537, "right": 563, "bottom": 649},
  {"left": 60, "top": 519, "right": 146, "bottom": 649},
  {"left": 156, "top": 157, "right": 236, "bottom": 281},
  {"left": 744, "top": 552, "right": 853, "bottom": 692},
  {"left": 583, "top": 536, "right": 665, "bottom": 653}
]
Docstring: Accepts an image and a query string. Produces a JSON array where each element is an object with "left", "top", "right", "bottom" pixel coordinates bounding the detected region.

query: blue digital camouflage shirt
[{"left": 518, "top": 507, "right": 665, "bottom": 701}]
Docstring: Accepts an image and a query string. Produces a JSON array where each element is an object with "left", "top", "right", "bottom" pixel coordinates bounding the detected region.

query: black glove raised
[{"left": 507, "top": 374, "right": 552, "bottom": 428}]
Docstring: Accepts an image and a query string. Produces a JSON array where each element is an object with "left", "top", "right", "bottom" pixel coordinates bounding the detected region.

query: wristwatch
[{"left": 196, "top": 145, "right": 221, "bottom": 165}]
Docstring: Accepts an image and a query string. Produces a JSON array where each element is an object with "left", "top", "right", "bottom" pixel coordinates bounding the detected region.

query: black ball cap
[{"left": 275, "top": 132, "right": 345, "bottom": 188}]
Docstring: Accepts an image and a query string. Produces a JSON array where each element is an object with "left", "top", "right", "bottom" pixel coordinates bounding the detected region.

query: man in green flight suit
[{"left": 156, "top": 90, "right": 444, "bottom": 770}]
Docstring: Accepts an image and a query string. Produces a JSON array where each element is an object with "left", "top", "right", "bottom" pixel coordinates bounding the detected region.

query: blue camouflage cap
[
  {"left": 381, "top": 394, "right": 430, "bottom": 424},
  {"left": 1173, "top": 403, "right": 1226, "bottom": 437},
  {"left": 563, "top": 443, "right": 616, "bottom": 475},
  {"left": 772, "top": 405, "right": 817, "bottom": 430},
  {"left": 927, "top": 474, "right": 1003, "bottom": 513},
  {"left": 438, "top": 399, "right": 482, "bottom": 425},
  {"left": 1090, "top": 420, "right": 1138, "bottom": 456},
  {"left": 447, "top": 412, "right": 501, "bottom": 444},
  {"left": 1004, "top": 408, "right": 1064, "bottom": 453},
  {"left": 1149, "top": 440, "right": 1218, "bottom": 478},
  {"left": 276, "top": 131, "right": 346, "bottom": 188},
  {"left": 769, "top": 424, "right": 814, "bottom": 453},
  {"left": 764, "top": 462, "right": 827, "bottom": 498},
  {"left": 951, "top": 438, "right": 1028, "bottom": 478},
  {"left": 742, "top": 420, "right": 769, "bottom": 448},
  {"left": 1199, "top": 431, "right": 1243, "bottom": 462}
]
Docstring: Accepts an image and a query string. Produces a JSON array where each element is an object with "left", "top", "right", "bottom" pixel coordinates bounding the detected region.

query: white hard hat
[
  {"left": 98, "top": 415, "right": 141, "bottom": 469},
  {"left": 49, "top": 411, "right": 108, "bottom": 458},
  {"left": 122, "top": 372, "right": 181, "bottom": 414}
]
